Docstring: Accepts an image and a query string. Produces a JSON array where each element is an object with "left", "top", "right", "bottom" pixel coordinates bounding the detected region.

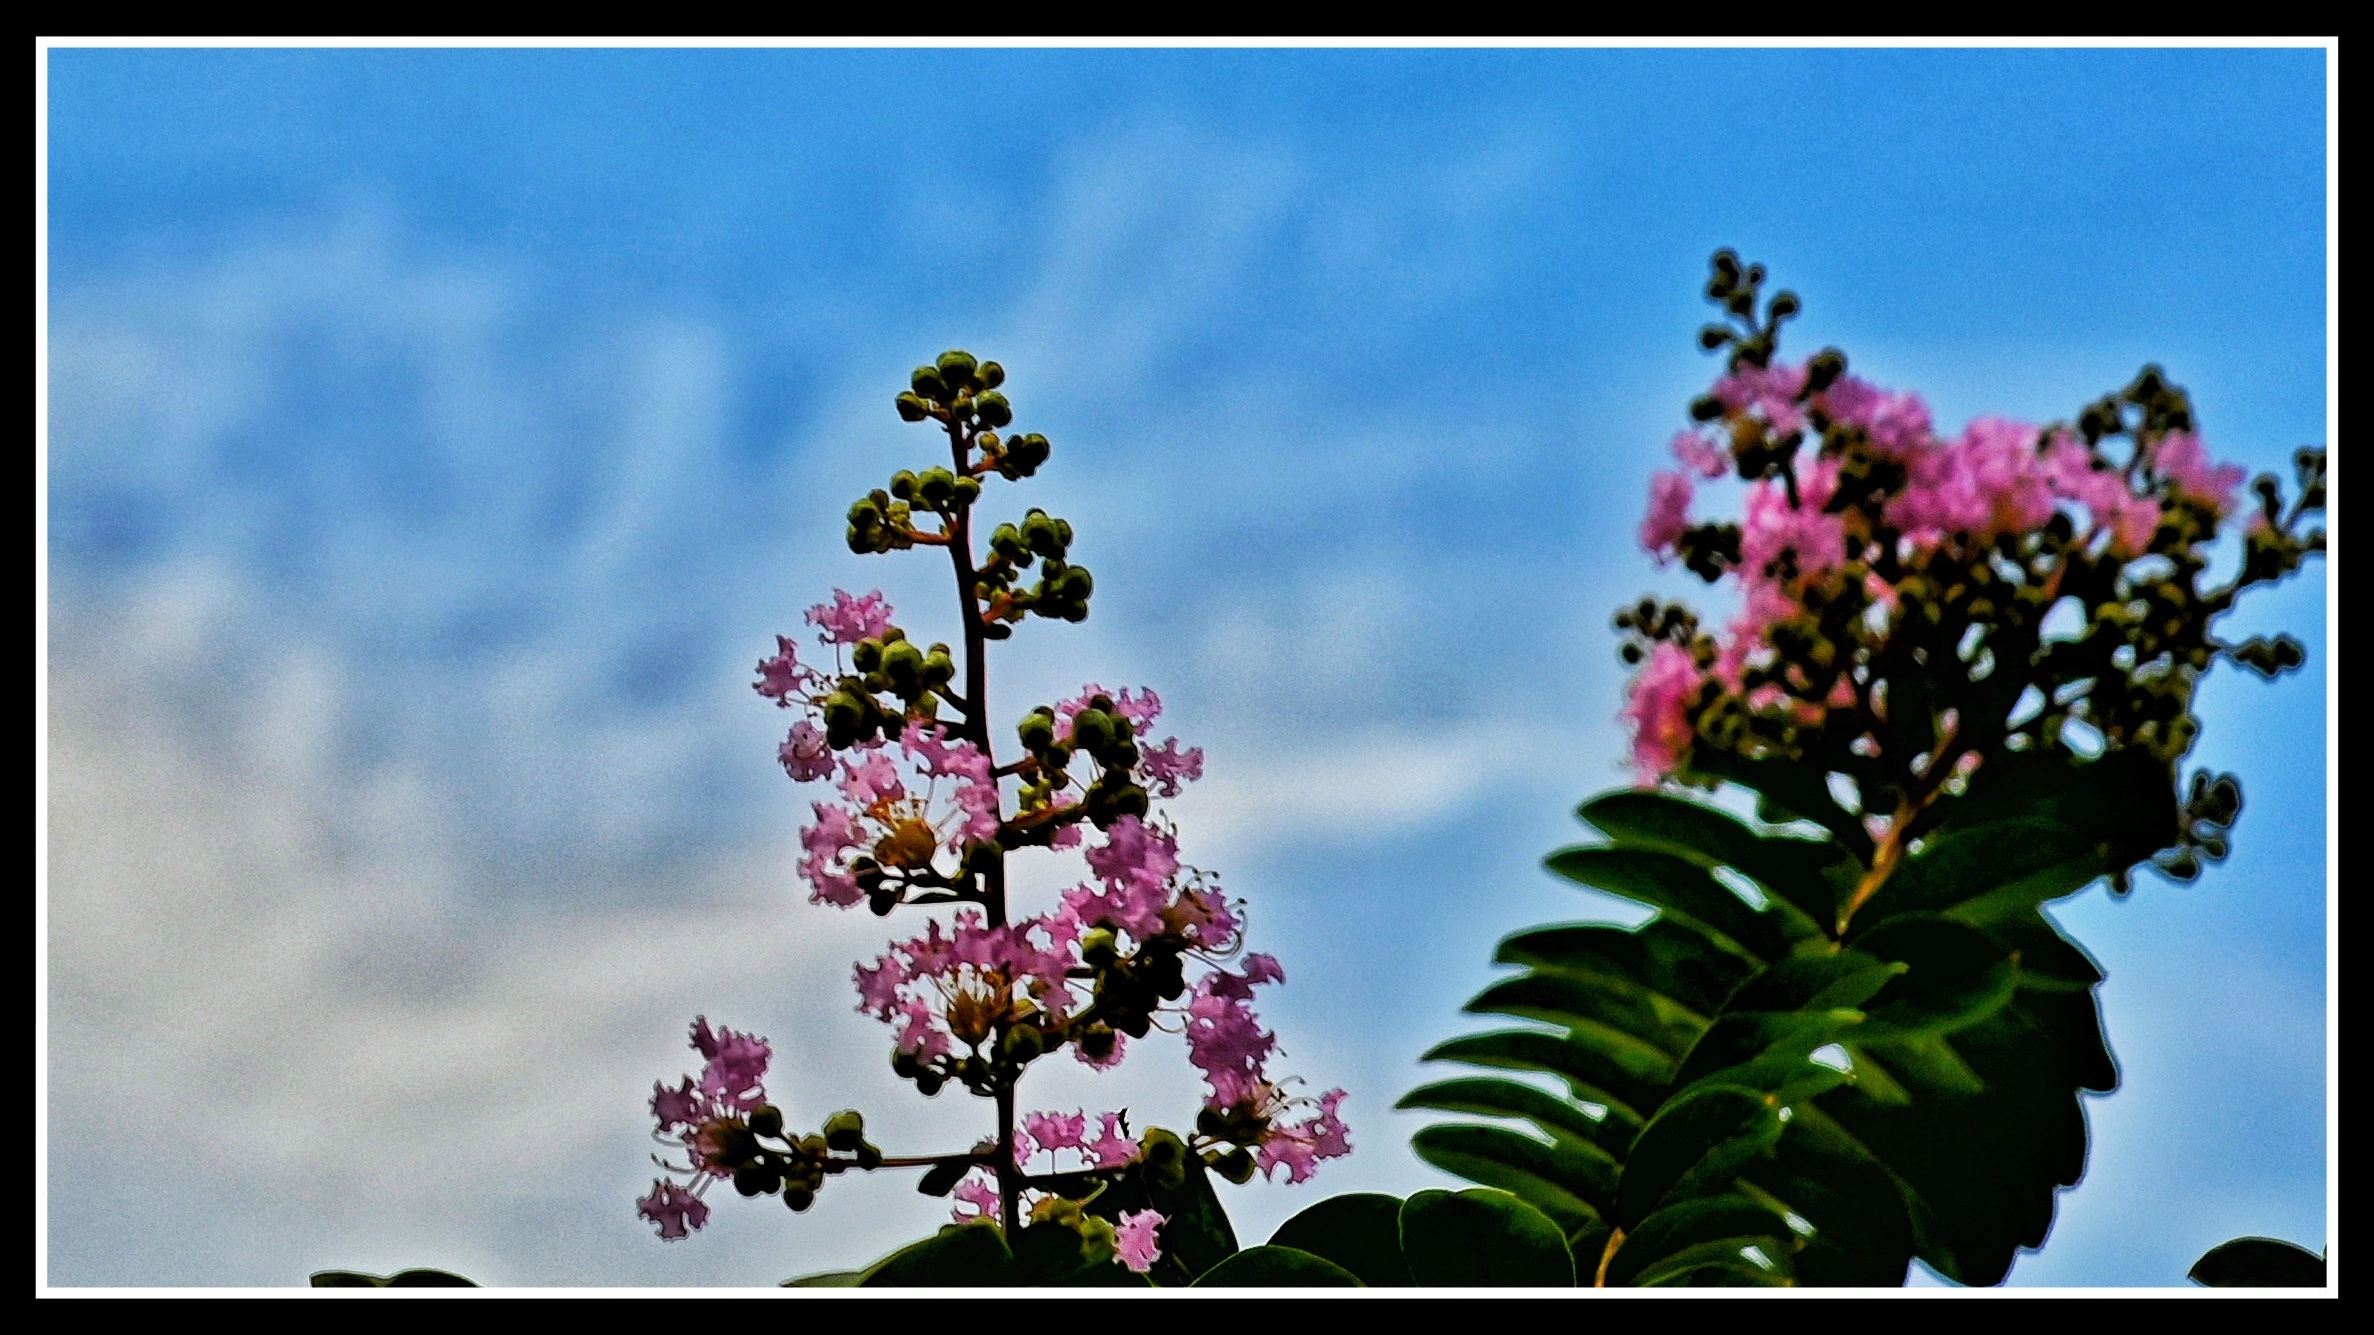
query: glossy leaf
[
  {"left": 1399, "top": 1189, "right": 1577, "bottom": 1288},
  {"left": 1397, "top": 1076, "right": 1617, "bottom": 1150},
  {"left": 1409, "top": 1123, "right": 1614, "bottom": 1233},
  {"left": 2188, "top": 1236, "right": 2325, "bottom": 1288},
  {"left": 858, "top": 1222, "right": 1014, "bottom": 1287},
  {"left": 1190, "top": 1245, "right": 1362, "bottom": 1287},
  {"left": 1613, "top": 1084, "right": 1785, "bottom": 1229},
  {"left": 310, "top": 1268, "right": 479, "bottom": 1287},
  {"left": 1266, "top": 1193, "right": 1413, "bottom": 1288},
  {"left": 1603, "top": 1193, "right": 1793, "bottom": 1287}
]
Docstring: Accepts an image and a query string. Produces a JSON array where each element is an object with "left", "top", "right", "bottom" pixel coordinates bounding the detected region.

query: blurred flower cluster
[
  {"left": 1622, "top": 253, "right": 2324, "bottom": 920},
  {"left": 637, "top": 353, "right": 1349, "bottom": 1274}
]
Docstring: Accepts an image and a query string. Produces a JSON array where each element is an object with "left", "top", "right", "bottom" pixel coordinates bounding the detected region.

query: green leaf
[
  {"left": 1190, "top": 1245, "right": 1363, "bottom": 1287},
  {"left": 1854, "top": 818, "right": 2100, "bottom": 931},
  {"left": 1409, "top": 1123, "right": 1615, "bottom": 1232},
  {"left": 1464, "top": 972, "right": 1699, "bottom": 1059},
  {"left": 1632, "top": 1237, "right": 1795, "bottom": 1287},
  {"left": 1739, "top": 1114, "right": 1914, "bottom": 1286},
  {"left": 1613, "top": 1083, "right": 1785, "bottom": 1229},
  {"left": 1578, "top": 790, "right": 1842, "bottom": 939},
  {"left": 1396, "top": 1076, "right": 1616, "bottom": 1151},
  {"left": 781, "top": 1270, "right": 864, "bottom": 1287},
  {"left": 1267, "top": 1193, "right": 1413, "bottom": 1288},
  {"left": 309, "top": 1268, "right": 478, "bottom": 1287},
  {"left": 1686, "top": 748, "right": 1875, "bottom": 863},
  {"left": 1420, "top": 1030, "right": 1654, "bottom": 1123},
  {"left": 2188, "top": 1237, "right": 2326, "bottom": 1287},
  {"left": 1852, "top": 915, "right": 2020, "bottom": 1038},
  {"left": 858, "top": 1222, "right": 1014, "bottom": 1287},
  {"left": 1399, "top": 1189, "right": 1577, "bottom": 1287},
  {"left": 1545, "top": 846, "right": 1780, "bottom": 962},
  {"left": 1498, "top": 920, "right": 1750, "bottom": 1017},
  {"left": 1604, "top": 1193, "right": 1793, "bottom": 1287}
]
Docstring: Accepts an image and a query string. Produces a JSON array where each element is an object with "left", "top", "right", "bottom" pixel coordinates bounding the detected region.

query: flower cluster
[
  {"left": 639, "top": 351, "right": 1351, "bottom": 1272},
  {"left": 1618, "top": 253, "right": 2325, "bottom": 907}
]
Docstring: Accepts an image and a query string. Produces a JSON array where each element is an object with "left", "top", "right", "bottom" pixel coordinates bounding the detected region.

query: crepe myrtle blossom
[
  {"left": 1610, "top": 257, "right": 2322, "bottom": 911},
  {"left": 642, "top": 353, "right": 1355, "bottom": 1267},
  {"left": 636, "top": 1019, "right": 775, "bottom": 1239}
]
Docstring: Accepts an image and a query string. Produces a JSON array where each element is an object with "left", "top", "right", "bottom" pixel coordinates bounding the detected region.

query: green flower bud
[
  {"left": 1212, "top": 1148, "right": 1256, "bottom": 1185},
  {"left": 975, "top": 391, "right": 1013, "bottom": 428},
  {"left": 1070, "top": 708, "right": 1114, "bottom": 754},
  {"left": 748, "top": 1106, "right": 785, "bottom": 1139},
  {"left": 979, "top": 361, "right": 1005, "bottom": 388},
  {"left": 951, "top": 476, "right": 981, "bottom": 507},
  {"left": 734, "top": 1164, "right": 780, "bottom": 1197},
  {"left": 912, "top": 366, "right": 947, "bottom": 401},
  {"left": 1080, "top": 927, "right": 1118, "bottom": 968},
  {"left": 896, "top": 390, "right": 930, "bottom": 421},
  {"left": 1000, "top": 1024, "right": 1045, "bottom": 1063},
  {"left": 890, "top": 470, "right": 919, "bottom": 501},
  {"left": 824, "top": 1109, "right": 866, "bottom": 1152},
  {"left": 783, "top": 1186, "right": 816, "bottom": 1212},
  {"left": 936, "top": 350, "right": 978, "bottom": 385},
  {"left": 1017, "top": 708, "right": 1057, "bottom": 752}
]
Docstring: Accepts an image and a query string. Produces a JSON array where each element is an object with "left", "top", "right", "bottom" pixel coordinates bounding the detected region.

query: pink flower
[
  {"left": 754, "top": 635, "right": 805, "bottom": 705},
  {"left": 854, "top": 955, "right": 908, "bottom": 1014},
  {"left": 1640, "top": 469, "right": 1694, "bottom": 557},
  {"left": 1115, "top": 1210, "right": 1165, "bottom": 1273},
  {"left": 1739, "top": 458, "right": 1845, "bottom": 582},
  {"left": 1140, "top": 738, "right": 1205, "bottom": 797},
  {"left": 637, "top": 1180, "right": 711, "bottom": 1240},
  {"left": 951, "top": 1170, "right": 1000, "bottom": 1222},
  {"left": 650, "top": 1077, "right": 703, "bottom": 1132},
  {"left": 779, "top": 721, "right": 833, "bottom": 782},
  {"left": 1256, "top": 1089, "right": 1352, "bottom": 1185},
  {"left": 1024, "top": 1110, "right": 1088, "bottom": 1152},
  {"left": 1670, "top": 429, "right": 1730, "bottom": 479},
  {"left": 1818, "top": 375, "right": 1934, "bottom": 459},
  {"left": 690, "top": 1017, "right": 771, "bottom": 1110},
  {"left": 1084, "top": 1113, "right": 1138, "bottom": 1168},
  {"left": 1077, "top": 816, "right": 1181, "bottom": 941},
  {"left": 2045, "top": 434, "right": 2160, "bottom": 556},
  {"left": 838, "top": 750, "right": 905, "bottom": 807},
  {"left": 1621, "top": 642, "right": 1704, "bottom": 784},
  {"left": 2152, "top": 432, "right": 2245, "bottom": 512},
  {"left": 799, "top": 803, "right": 867, "bottom": 907},
  {"left": 1713, "top": 361, "right": 1810, "bottom": 436},
  {"left": 806, "top": 589, "right": 895, "bottom": 644},
  {"left": 1185, "top": 965, "right": 1282, "bottom": 1110}
]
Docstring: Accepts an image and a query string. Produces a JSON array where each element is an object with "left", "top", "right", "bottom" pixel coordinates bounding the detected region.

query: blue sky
[{"left": 42, "top": 45, "right": 2329, "bottom": 1288}]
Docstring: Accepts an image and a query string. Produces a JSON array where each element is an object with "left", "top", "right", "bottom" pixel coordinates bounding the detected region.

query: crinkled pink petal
[
  {"left": 1640, "top": 469, "right": 1695, "bottom": 556},
  {"left": 1620, "top": 642, "right": 1703, "bottom": 784},
  {"left": 1085, "top": 1113, "right": 1138, "bottom": 1168},
  {"left": 1024, "top": 1110, "right": 1088, "bottom": 1153},
  {"left": 754, "top": 635, "right": 804, "bottom": 704},
  {"left": 806, "top": 589, "right": 895, "bottom": 645},
  {"left": 637, "top": 1180, "right": 711, "bottom": 1240},
  {"left": 779, "top": 720, "right": 834, "bottom": 782},
  {"left": 1115, "top": 1210, "right": 1165, "bottom": 1273}
]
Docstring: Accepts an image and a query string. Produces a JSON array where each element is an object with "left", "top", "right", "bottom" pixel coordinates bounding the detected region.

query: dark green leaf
[
  {"left": 2188, "top": 1237, "right": 2325, "bottom": 1287},
  {"left": 1409, "top": 1124, "right": 1615, "bottom": 1231},
  {"left": 859, "top": 1222, "right": 1014, "bottom": 1287},
  {"left": 1399, "top": 1189, "right": 1577, "bottom": 1287},
  {"left": 1604, "top": 1194, "right": 1792, "bottom": 1287},
  {"left": 781, "top": 1270, "right": 864, "bottom": 1287},
  {"left": 1190, "top": 1245, "right": 1363, "bottom": 1287},
  {"left": 1498, "top": 920, "right": 1752, "bottom": 1016},
  {"left": 1852, "top": 915, "right": 2020, "bottom": 1038},
  {"left": 1546, "top": 846, "right": 1781, "bottom": 962},
  {"left": 1613, "top": 1084, "right": 1785, "bottom": 1229},
  {"left": 1420, "top": 1030, "right": 1655, "bottom": 1122},
  {"left": 309, "top": 1268, "right": 478, "bottom": 1287},
  {"left": 1578, "top": 790, "right": 1842, "bottom": 939},
  {"left": 1854, "top": 819, "right": 2099, "bottom": 931},
  {"left": 1687, "top": 748, "right": 1875, "bottom": 862},
  {"left": 1465, "top": 972, "right": 1699, "bottom": 1058},
  {"left": 1266, "top": 1193, "right": 1413, "bottom": 1288},
  {"left": 1396, "top": 1076, "right": 1615, "bottom": 1151},
  {"left": 1632, "top": 1238, "right": 1794, "bottom": 1287}
]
